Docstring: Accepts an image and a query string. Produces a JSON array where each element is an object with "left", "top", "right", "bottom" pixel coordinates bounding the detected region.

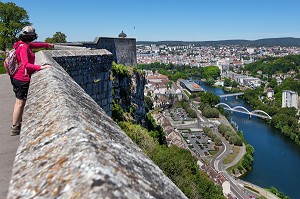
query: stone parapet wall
[
  {"left": 7, "top": 50, "right": 186, "bottom": 198},
  {"left": 47, "top": 49, "right": 113, "bottom": 116}
]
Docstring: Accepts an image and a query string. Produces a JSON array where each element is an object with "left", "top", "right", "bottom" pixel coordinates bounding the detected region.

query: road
[{"left": 191, "top": 102, "right": 250, "bottom": 199}]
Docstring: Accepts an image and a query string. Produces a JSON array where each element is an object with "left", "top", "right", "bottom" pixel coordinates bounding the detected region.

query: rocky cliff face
[{"left": 112, "top": 64, "right": 146, "bottom": 125}]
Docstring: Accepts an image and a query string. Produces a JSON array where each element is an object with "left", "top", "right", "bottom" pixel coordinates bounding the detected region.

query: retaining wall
[{"left": 7, "top": 49, "right": 186, "bottom": 199}]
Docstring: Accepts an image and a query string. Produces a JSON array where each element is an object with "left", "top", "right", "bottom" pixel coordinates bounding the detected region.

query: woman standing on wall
[{"left": 10, "top": 26, "right": 53, "bottom": 136}]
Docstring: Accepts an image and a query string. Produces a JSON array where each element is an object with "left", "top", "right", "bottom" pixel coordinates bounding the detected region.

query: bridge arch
[
  {"left": 251, "top": 110, "right": 272, "bottom": 119},
  {"left": 215, "top": 103, "right": 232, "bottom": 110},
  {"left": 215, "top": 103, "right": 272, "bottom": 120},
  {"left": 232, "top": 106, "right": 251, "bottom": 114}
]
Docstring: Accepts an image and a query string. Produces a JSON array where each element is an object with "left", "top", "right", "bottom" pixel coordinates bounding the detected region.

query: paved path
[
  {"left": 0, "top": 74, "right": 19, "bottom": 198},
  {"left": 224, "top": 144, "right": 246, "bottom": 170}
]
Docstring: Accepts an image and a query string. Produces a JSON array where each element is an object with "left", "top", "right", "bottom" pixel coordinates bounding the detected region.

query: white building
[
  {"left": 216, "top": 59, "right": 230, "bottom": 73},
  {"left": 266, "top": 89, "right": 274, "bottom": 98},
  {"left": 247, "top": 48, "right": 255, "bottom": 54},
  {"left": 282, "top": 90, "right": 298, "bottom": 108}
]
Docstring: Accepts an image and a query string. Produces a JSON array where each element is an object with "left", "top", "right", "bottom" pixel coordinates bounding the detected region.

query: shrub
[{"left": 202, "top": 107, "right": 219, "bottom": 118}]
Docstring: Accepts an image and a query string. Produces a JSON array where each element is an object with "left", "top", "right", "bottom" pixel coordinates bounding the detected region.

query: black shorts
[{"left": 10, "top": 78, "right": 30, "bottom": 100}]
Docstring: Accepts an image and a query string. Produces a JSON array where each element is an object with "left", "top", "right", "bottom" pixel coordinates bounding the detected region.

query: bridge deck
[
  {"left": 219, "top": 92, "right": 244, "bottom": 97},
  {"left": 0, "top": 75, "right": 19, "bottom": 198}
]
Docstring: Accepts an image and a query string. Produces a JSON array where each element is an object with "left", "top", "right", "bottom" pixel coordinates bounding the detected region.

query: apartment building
[{"left": 282, "top": 90, "right": 298, "bottom": 108}]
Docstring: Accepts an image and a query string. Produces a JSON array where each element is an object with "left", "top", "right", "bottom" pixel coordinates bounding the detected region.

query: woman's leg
[
  {"left": 12, "top": 98, "right": 26, "bottom": 126},
  {"left": 10, "top": 78, "right": 29, "bottom": 135}
]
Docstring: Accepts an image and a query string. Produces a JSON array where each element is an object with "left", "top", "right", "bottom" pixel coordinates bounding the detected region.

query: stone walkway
[{"left": 0, "top": 74, "right": 19, "bottom": 198}]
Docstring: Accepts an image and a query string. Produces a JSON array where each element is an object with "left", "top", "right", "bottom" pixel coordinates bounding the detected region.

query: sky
[{"left": 2, "top": 0, "right": 300, "bottom": 42}]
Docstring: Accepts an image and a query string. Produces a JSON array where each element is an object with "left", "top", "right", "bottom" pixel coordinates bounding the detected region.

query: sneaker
[{"left": 11, "top": 124, "right": 21, "bottom": 136}]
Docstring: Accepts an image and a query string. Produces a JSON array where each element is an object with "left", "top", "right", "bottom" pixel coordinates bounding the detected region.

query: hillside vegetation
[
  {"left": 244, "top": 55, "right": 300, "bottom": 76},
  {"left": 118, "top": 121, "right": 225, "bottom": 199}
]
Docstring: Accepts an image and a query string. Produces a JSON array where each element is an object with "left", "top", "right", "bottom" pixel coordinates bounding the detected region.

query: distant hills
[{"left": 137, "top": 37, "right": 300, "bottom": 47}]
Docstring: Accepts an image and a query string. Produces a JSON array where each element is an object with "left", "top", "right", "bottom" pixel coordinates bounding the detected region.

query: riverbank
[
  {"left": 201, "top": 82, "right": 300, "bottom": 198},
  {"left": 215, "top": 115, "right": 254, "bottom": 176},
  {"left": 217, "top": 115, "right": 281, "bottom": 199}
]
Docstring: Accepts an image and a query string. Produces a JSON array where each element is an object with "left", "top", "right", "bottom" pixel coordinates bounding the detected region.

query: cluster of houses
[
  {"left": 144, "top": 70, "right": 183, "bottom": 108},
  {"left": 152, "top": 112, "right": 186, "bottom": 148}
]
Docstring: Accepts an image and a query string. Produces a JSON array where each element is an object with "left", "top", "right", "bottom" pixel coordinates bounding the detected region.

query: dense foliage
[
  {"left": 138, "top": 62, "right": 203, "bottom": 81},
  {"left": 112, "top": 62, "right": 131, "bottom": 77},
  {"left": 244, "top": 55, "right": 300, "bottom": 76},
  {"left": 202, "top": 65, "right": 220, "bottom": 80},
  {"left": 0, "top": 2, "right": 30, "bottom": 50},
  {"left": 217, "top": 124, "right": 243, "bottom": 146},
  {"left": 223, "top": 77, "right": 238, "bottom": 87},
  {"left": 146, "top": 113, "right": 166, "bottom": 145},
  {"left": 202, "top": 107, "right": 219, "bottom": 118},
  {"left": 119, "top": 121, "right": 225, "bottom": 199},
  {"left": 112, "top": 102, "right": 125, "bottom": 122},
  {"left": 266, "top": 186, "right": 290, "bottom": 199},
  {"left": 151, "top": 145, "right": 225, "bottom": 199},
  {"left": 138, "top": 62, "right": 220, "bottom": 83},
  {"left": 118, "top": 122, "right": 157, "bottom": 156},
  {"left": 190, "top": 91, "right": 220, "bottom": 106},
  {"left": 203, "top": 127, "right": 222, "bottom": 146},
  {"left": 144, "top": 96, "right": 153, "bottom": 111}
]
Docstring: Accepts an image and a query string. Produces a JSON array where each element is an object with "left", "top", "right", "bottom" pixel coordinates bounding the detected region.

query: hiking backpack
[{"left": 4, "top": 44, "right": 23, "bottom": 76}]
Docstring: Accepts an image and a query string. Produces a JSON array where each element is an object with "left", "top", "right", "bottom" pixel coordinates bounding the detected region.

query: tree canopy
[
  {"left": 244, "top": 55, "right": 300, "bottom": 75},
  {"left": 45, "top": 31, "right": 67, "bottom": 43},
  {"left": 0, "top": 2, "right": 30, "bottom": 50},
  {"left": 119, "top": 121, "right": 225, "bottom": 199},
  {"left": 203, "top": 65, "right": 220, "bottom": 80}
]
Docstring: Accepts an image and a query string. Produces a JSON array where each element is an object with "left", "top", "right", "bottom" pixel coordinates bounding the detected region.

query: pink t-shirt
[{"left": 12, "top": 41, "right": 51, "bottom": 82}]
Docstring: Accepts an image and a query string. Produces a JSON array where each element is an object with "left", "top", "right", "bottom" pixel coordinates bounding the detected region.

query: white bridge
[
  {"left": 218, "top": 92, "right": 244, "bottom": 100},
  {"left": 215, "top": 103, "right": 272, "bottom": 119}
]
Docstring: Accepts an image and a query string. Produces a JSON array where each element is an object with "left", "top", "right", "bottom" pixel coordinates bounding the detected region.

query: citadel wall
[{"left": 7, "top": 48, "right": 186, "bottom": 199}]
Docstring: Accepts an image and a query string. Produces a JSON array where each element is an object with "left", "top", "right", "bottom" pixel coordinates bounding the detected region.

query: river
[{"left": 200, "top": 83, "right": 300, "bottom": 199}]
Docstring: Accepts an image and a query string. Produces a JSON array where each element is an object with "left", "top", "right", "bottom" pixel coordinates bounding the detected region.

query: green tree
[
  {"left": 151, "top": 145, "right": 225, "bottom": 199},
  {"left": 0, "top": 2, "right": 30, "bottom": 50},
  {"left": 203, "top": 66, "right": 220, "bottom": 80},
  {"left": 214, "top": 137, "right": 222, "bottom": 146},
  {"left": 206, "top": 77, "right": 215, "bottom": 85},
  {"left": 268, "top": 78, "right": 277, "bottom": 88},
  {"left": 224, "top": 78, "right": 231, "bottom": 87},
  {"left": 202, "top": 107, "right": 219, "bottom": 118},
  {"left": 144, "top": 96, "right": 153, "bottom": 111},
  {"left": 200, "top": 92, "right": 220, "bottom": 106},
  {"left": 45, "top": 31, "right": 67, "bottom": 43}
]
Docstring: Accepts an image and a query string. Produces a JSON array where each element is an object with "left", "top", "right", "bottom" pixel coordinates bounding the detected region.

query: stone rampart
[
  {"left": 59, "top": 37, "right": 137, "bottom": 67},
  {"left": 7, "top": 49, "right": 186, "bottom": 198}
]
